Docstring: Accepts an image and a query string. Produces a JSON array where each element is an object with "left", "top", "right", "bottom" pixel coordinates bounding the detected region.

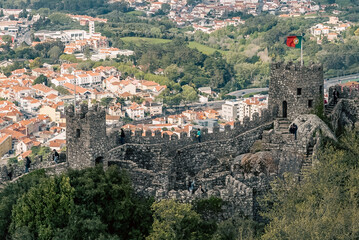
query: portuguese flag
[{"left": 286, "top": 36, "right": 302, "bottom": 48}]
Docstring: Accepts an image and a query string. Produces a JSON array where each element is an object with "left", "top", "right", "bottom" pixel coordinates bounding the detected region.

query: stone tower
[
  {"left": 66, "top": 104, "right": 107, "bottom": 169},
  {"left": 268, "top": 62, "right": 324, "bottom": 120}
]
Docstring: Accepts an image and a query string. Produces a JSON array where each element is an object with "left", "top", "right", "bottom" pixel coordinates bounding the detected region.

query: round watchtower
[
  {"left": 66, "top": 104, "right": 107, "bottom": 169},
  {"left": 268, "top": 62, "right": 324, "bottom": 120}
]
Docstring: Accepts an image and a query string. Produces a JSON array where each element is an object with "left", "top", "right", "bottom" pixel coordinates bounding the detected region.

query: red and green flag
[{"left": 286, "top": 36, "right": 302, "bottom": 48}]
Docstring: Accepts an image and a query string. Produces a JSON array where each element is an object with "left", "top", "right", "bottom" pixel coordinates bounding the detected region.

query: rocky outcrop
[{"left": 293, "top": 114, "right": 336, "bottom": 143}]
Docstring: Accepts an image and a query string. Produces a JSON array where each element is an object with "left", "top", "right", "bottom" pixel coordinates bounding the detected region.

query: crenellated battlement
[
  {"left": 65, "top": 104, "right": 106, "bottom": 122},
  {"left": 271, "top": 61, "right": 323, "bottom": 72},
  {"left": 109, "top": 109, "right": 273, "bottom": 147}
]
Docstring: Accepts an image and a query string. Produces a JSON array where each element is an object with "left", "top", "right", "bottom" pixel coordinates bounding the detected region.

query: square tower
[
  {"left": 268, "top": 62, "right": 324, "bottom": 120},
  {"left": 66, "top": 104, "right": 108, "bottom": 169}
]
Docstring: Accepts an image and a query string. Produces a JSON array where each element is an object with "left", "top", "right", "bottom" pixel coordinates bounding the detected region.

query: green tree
[
  {"left": 83, "top": 46, "right": 92, "bottom": 60},
  {"left": 147, "top": 200, "right": 203, "bottom": 240},
  {"left": 48, "top": 46, "right": 62, "bottom": 62},
  {"left": 59, "top": 54, "right": 81, "bottom": 63},
  {"left": 100, "top": 97, "right": 113, "bottom": 107},
  {"left": 29, "top": 57, "right": 42, "bottom": 69},
  {"left": 1, "top": 35, "right": 12, "bottom": 45},
  {"left": 0, "top": 170, "right": 47, "bottom": 239},
  {"left": 19, "top": 8, "right": 28, "bottom": 18},
  {"left": 161, "top": 3, "right": 171, "bottom": 14},
  {"left": 48, "top": 12, "right": 73, "bottom": 25},
  {"left": 182, "top": 85, "right": 198, "bottom": 102},
  {"left": 10, "top": 176, "right": 75, "bottom": 240},
  {"left": 164, "top": 64, "right": 182, "bottom": 82},
  {"left": 33, "top": 74, "right": 49, "bottom": 86}
]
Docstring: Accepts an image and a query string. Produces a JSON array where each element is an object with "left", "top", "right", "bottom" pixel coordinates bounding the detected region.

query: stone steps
[{"left": 299, "top": 146, "right": 314, "bottom": 181}]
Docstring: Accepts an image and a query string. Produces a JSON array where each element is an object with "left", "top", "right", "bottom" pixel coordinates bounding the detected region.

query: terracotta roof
[
  {"left": 49, "top": 139, "right": 66, "bottom": 148},
  {"left": 32, "top": 84, "right": 55, "bottom": 93}
]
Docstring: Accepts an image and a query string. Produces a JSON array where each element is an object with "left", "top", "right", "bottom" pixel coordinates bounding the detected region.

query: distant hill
[
  {"left": 314, "top": 0, "right": 359, "bottom": 6},
  {"left": 0, "top": 0, "right": 110, "bottom": 15}
]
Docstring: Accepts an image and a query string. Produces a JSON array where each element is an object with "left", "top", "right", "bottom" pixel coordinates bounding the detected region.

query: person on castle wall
[
  {"left": 120, "top": 128, "right": 125, "bottom": 144},
  {"left": 198, "top": 185, "right": 206, "bottom": 194},
  {"left": 25, "top": 156, "right": 31, "bottom": 173},
  {"left": 188, "top": 181, "right": 192, "bottom": 192},
  {"left": 7, "top": 164, "right": 13, "bottom": 180},
  {"left": 53, "top": 149, "right": 59, "bottom": 164},
  {"left": 290, "top": 123, "right": 298, "bottom": 140},
  {"left": 196, "top": 129, "right": 201, "bottom": 143},
  {"left": 191, "top": 180, "right": 195, "bottom": 194},
  {"left": 333, "top": 89, "right": 339, "bottom": 104}
]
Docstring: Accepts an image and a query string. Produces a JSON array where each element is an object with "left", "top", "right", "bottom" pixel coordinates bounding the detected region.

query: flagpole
[{"left": 301, "top": 34, "right": 303, "bottom": 66}]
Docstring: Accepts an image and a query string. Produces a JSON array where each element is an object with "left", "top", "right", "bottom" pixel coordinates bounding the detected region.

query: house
[
  {"left": 60, "top": 63, "right": 78, "bottom": 75},
  {"left": 126, "top": 103, "right": 145, "bottom": 120},
  {"left": 142, "top": 101, "right": 163, "bottom": 116},
  {"left": 62, "top": 83, "right": 93, "bottom": 98},
  {"left": 16, "top": 138, "right": 35, "bottom": 154},
  {"left": 106, "top": 115, "right": 121, "bottom": 125},
  {"left": 182, "top": 110, "right": 197, "bottom": 121},
  {"left": 39, "top": 105, "right": 64, "bottom": 123},
  {"left": 48, "top": 139, "right": 66, "bottom": 151},
  {"left": 138, "top": 80, "right": 160, "bottom": 91},
  {"left": 198, "top": 87, "right": 212, "bottom": 95},
  {"left": 11, "top": 86, "right": 34, "bottom": 100},
  {"left": 327, "top": 32, "right": 338, "bottom": 41},
  {"left": 108, "top": 103, "right": 124, "bottom": 117},
  {"left": 204, "top": 109, "right": 219, "bottom": 119},
  {"left": 32, "top": 84, "right": 58, "bottom": 97},
  {"left": 52, "top": 77, "right": 68, "bottom": 86}
]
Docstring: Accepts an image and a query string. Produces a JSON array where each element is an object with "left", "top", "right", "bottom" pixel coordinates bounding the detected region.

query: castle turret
[
  {"left": 268, "top": 62, "right": 324, "bottom": 120},
  {"left": 66, "top": 104, "right": 107, "bottom": 169}
]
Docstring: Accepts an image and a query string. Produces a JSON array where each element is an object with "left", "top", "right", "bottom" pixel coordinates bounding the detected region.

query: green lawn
[
  {"left": 121, "top": 37, "right": 171, "bottom": 45},
  {"left": 120, "top": 37, "right": 227, "bottom": 55},
  {"left": 125, "top": 11, "right": 145, "bottom": 16}
]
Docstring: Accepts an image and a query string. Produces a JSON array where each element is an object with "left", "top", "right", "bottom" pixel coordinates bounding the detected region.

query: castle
[
  {"left": 62, "top": 61, "right": 332, "bottom": 218},
  {"left": 66, "top": 61, "right": 325, "bottom": 171},
  {"left": 5, "top": 61, "right": 359, "bottom": 219}
]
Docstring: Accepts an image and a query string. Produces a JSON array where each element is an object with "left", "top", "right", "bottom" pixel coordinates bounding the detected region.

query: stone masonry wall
[
  {"left": 66, "top": 105, "right": 108, "bottom": 170},
  {"left": 269, "top": 62, "right": 324, "bottom": 120}
]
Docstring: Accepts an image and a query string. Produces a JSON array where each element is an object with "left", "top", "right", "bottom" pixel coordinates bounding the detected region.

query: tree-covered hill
[
  {"left": 314, "top": 0, "right": 359, "bottom": 7},
  {"left": 0, "top": 0, "right": 129, "bottom": 15}
]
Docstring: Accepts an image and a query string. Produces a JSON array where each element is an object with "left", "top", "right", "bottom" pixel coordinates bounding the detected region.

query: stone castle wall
[
  {"left": 269, "top": 62, "right": 324, "bottom": 120},
  {"left": 328, "top": 86, "right": 359, "bottom": 132}
]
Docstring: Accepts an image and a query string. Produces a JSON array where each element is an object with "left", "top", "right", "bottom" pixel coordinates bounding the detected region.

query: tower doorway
[
  {"left": 282, "top": 101, "right": 287, "bottom": 118},
  {"left": 95, "top": 156, "right": 103, "bottom": 165}
]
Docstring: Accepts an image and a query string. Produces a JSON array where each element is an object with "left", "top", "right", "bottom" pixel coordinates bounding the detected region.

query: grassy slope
[{"left": 121, "top": 37, "right": 227, "bottom": 55}]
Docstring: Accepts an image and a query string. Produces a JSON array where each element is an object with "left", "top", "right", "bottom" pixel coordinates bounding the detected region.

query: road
[
  {"left": 227, "top": 88, "right": 269, "bottom": 98},
  {"left": 324, "top": 73, "right": 359, "bottom": 90},
  {"left": 226, "top": 72, "right": 359, "bottom": 97}
]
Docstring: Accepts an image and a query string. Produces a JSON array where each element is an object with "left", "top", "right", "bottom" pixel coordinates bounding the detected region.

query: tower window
[
  {"left": 297, "top": 88, "right": 302, "bottom": 95},
  {"left": 76, "top": 129, "right": 81, "bottom": 138},
  {"left": 308, "top": 100, "right": 313, "bottom": 108},
  {"left": 319, "top": 85, "right": 323, "bottom": 94}
]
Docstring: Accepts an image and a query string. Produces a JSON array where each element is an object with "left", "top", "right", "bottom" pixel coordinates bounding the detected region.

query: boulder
[
  {"left": 293, "top": 114, "right": 336, "bottom": 143},
  {"left": 235, "top": 151, "right": 277, "bottom": 175}
]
